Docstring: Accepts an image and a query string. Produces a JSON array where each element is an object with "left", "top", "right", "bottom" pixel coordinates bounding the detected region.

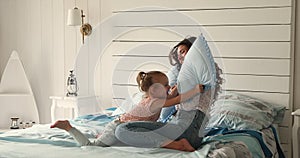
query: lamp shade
[{"left": 67, "top": 7, "right": 81, "bottom": 26}]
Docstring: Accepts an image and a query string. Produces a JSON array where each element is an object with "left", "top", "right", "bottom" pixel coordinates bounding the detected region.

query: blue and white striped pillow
[{"left": 206, "top": 92, "right": 286, "bottom": 130}]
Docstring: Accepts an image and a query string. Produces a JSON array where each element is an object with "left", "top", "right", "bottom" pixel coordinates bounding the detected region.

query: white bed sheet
[
  {"left": 0, "top": 120, "right": 211, "bottom": 158},
  {"left": 0, "top": 113, "right": 278, "bottom": 158}
]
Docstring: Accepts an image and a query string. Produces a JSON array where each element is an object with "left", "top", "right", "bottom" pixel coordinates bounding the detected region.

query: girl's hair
[
  {"left": 136, "top": 71, "right": 165, "bottom": 92},
  {"left": 168, "top": 36, "right": 196, "bottom": 70}
]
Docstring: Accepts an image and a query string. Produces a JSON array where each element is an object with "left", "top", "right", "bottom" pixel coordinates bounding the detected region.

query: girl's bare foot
[
  {"left": 180, "top": 138, "right": 195, "bottom": 152},
  {"left": 162, "top": 138, "right": 195, "bottom": 152},
  {"left": 50, "top": 120, "right": 73, "bottom": 131}
]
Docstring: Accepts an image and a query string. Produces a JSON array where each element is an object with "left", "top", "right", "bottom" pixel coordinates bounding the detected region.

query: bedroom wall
[{"left": 0, "top": 0, "right": 111, "bottom": 123}]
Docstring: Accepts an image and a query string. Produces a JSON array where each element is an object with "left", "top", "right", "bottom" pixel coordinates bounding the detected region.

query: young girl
[{"left": 51, "top": 71, "right": 203, "bottom": 151}]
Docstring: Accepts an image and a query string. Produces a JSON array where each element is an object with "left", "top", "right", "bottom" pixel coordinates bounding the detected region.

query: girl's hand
[
  {"left": 168, "top": 85, "right": 178, "bottom": 98},
  {"left": 197, "top": 84, "right": 205, "bottom": 93}
]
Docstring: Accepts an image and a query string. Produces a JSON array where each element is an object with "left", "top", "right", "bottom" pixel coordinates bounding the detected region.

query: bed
[
  {"left": 0, "top": 91, "right": 286, "bottom": 158},
  {"left": 0, "top": 1, "right": 294, "bottom": 157}
]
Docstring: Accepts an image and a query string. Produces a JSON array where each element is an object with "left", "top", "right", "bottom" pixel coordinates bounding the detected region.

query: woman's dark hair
[{"left": 168, "top": 36, "right": 196, "bottom": 70}]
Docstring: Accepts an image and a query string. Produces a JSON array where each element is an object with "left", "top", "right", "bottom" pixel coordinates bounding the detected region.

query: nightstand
[
  {"left": 0, "top": 128, "right": 21, "bottom": 133},
  {"left": 292, "top": 109, "right": 300, "bottom": 158},
  {"left": 50, "top": 96, "right": 99, "bottom": 122},
  {"left": 0, "top": 129, "right": 10, "bottom": 133}
]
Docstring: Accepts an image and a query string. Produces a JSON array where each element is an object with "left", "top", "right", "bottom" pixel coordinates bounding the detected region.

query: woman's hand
[{"left": 50, "top": 120, "right": 73, "bottom": 131}]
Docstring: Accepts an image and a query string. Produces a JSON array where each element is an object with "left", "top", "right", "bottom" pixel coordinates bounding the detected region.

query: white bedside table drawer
[{"left": 50, "top": 96, "right": 99, "bottom": 122}]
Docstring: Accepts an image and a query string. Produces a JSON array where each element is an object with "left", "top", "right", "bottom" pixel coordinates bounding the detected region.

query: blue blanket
[{"left": 204, "top": 127, "right": 285, "bottom": 158}]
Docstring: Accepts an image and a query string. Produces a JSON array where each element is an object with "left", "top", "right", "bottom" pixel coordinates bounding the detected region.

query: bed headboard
[{"left": 92, "top": 1, "right": 294, "bottom": 157}]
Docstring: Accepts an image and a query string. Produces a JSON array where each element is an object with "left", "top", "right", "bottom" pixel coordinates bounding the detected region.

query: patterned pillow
[{"left": 206, "top": 92, "right": 286, "bottom": 130}]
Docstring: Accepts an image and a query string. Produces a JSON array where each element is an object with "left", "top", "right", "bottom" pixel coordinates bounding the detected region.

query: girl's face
[
  {"left": 177, "top": 44, "right": 189, "bottom": 64},
  {"left": 149, "top": 74, "right": 170, "bottom": 98}
]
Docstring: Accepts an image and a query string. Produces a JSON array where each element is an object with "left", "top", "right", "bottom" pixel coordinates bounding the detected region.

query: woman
[{"left": 158, "top": 36, "right": 196, "bottom": 123}]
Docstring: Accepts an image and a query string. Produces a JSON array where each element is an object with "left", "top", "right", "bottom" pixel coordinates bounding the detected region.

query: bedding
[
  {"left": 206, "top": 92, "right": 286, "bottom": 130},
  {"left": 0, "top": 108, "right": 282, "bottom": 158}
]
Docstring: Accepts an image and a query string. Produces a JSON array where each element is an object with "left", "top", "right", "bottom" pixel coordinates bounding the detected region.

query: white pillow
[{"left": 177, "top": 34, "right": 217, "bottom": 93}]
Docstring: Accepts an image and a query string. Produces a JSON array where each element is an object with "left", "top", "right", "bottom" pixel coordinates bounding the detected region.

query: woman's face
[{"left": 177, "top": 44, "right": 189, "bottom": 64}]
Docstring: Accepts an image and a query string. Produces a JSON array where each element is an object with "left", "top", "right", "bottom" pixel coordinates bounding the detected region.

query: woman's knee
[{"left": 114, "top": 123, "right": 127, "bottom": 139}]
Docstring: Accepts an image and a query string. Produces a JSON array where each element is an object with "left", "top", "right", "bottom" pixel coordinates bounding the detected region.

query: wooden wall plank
[
  {"left": 112, "top": 56, "right": 170, "bottom": 71},
  {"left": 53, "top": 0, "right": 65, "bottom": 95},
  {"left": 64, "top": 0, "right": 77, "bottom": 95},
  {"left": 109, "top": 42, "right": 291, "bottom": 59},
  {"left": 114, "top": 7, "right": 291, "bottom": 26},
  {"left": 223, "top": 75, "right": 290, "bottom": 93},
  {"left": 215, "top": 58, "right": 290, "bottom": 76},
  {"left": 113, "top": 25, "right": 290, "bottom": 42},
  {"left": 112, "top": 70, "right": 290, "bottom": 93},
  {"left": 112, "top": 56, "right": 290, "bottom": 76},
  {"left": 110, "top": 0, "right": 291, "bottom": 12}
]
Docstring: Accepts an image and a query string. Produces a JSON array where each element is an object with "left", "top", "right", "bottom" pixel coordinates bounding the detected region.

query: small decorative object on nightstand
[
  {"left": 10, "top": 117, "right": 19, "bottom": 129},
  {"left": 66, "top": 70, "right": 78, "bottom": 97}
]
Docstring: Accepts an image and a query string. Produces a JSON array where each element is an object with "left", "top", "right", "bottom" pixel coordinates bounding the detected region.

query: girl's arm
[
  {"left": 163, "top": 84, "right": 204, "bottom": 107},
  {"left": 149, "top": 84, "right": 204, "bottom": 113},
  {"left": 167, "top": 86, "right": 178, "bottom": 99}
]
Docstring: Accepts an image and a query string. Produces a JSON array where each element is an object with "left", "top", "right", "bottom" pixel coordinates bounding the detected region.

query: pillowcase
[
  {"left": 177, "top": 34, "right": 217, "bottom": 93},
  {"left": 206, "top": 92, "right": 286, "bottom": 130}
]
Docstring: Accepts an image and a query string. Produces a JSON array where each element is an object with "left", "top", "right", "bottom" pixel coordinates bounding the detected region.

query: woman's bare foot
[
  {"left": 162, "top": 138, "right": 195, "bottom": 152},
  {"left": 50, "top": 120, "right": 73, "bottom": 131}
]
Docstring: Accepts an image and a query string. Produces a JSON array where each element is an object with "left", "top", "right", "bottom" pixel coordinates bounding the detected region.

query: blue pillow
[
  {"left": 206, "top": 92, "right": 286, "bottom": 130},
  {"left": 177, "top": 34, "right": 217, "bottom": 93}
]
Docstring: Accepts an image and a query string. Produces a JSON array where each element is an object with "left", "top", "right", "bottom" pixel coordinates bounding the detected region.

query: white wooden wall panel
[
  {"left": 215, "top": 59, "right": 290, "bottom": 76},
  {"left": 0, "top": 0, "right": 16, "bottom": 77},
  {"left": 52, "top": 0, "right": 65, "bottom": 96},
  {"left": 114, "top": 8, "right": 291, "bottom": 26},
  {"left": 110, "top": 0, "right": 291, "bottom": 11},
  {"left": 64, "top": 0, "right": 78, "bottom": 95},
  {"left": 41, "top": 0, "right": 54, "bottom": 122},
  {"left": 103, "top": 1, "right": 294, "bottom": 157},
  {"left": 210, "top": 42, "right": 290, "bottom": 58},
  {"left": 223, "top": 75, "right": 289, "bottom": 93},
  {"left": 110, "top": 42, "right": 291, "bottom": 58},
  {"left": 113, "top": 26, "right": 290, "bottom": 42}
]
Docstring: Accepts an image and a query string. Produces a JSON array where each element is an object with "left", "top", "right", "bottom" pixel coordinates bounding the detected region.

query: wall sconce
[{"left": 67, "top": 7, "right": 92, "bottom": 44}]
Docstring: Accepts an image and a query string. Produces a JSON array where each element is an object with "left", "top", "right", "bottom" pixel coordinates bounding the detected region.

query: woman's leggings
[{"left": 115, "top": 109, "right": 206, "bottom": 149}]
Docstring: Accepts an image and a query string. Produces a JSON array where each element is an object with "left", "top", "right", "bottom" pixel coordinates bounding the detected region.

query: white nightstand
[
  {"left": 0, "top": 129, "right": 10, "bottom": 133},
  {"left": 292, "top": 109, "right": 300, "bottom": 158},
  {"left": 0, "top": 128, "right": 21, "bottom": 133},
  {"left": 50, "top": 96, "right": 99, "bottom": 122}
]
